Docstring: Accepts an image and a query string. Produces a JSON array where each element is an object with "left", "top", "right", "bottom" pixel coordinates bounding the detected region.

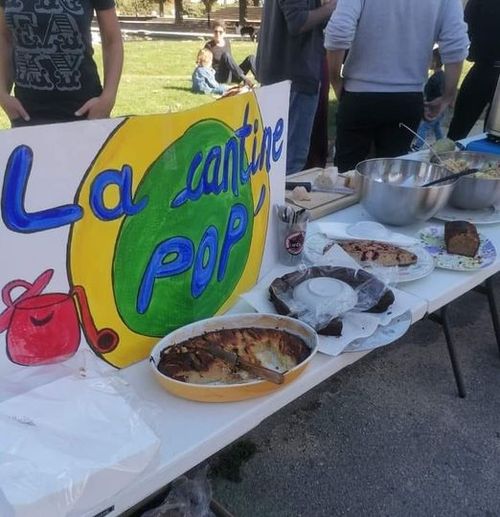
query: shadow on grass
[{"left": 164, "top": 85, "right": 192, "bottom": 93}]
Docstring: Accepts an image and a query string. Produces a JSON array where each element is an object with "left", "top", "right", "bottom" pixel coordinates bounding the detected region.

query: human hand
[
  {"left": 75, "top": 94, "right": 114, "bottom": 120},
  {"left": 0, "top": 93, "right": 30, "bottom": 122},
  {"left": 243, "top": 77, "right": 256, "bottom": 89},
  {"left": 323, "top": 0, "right": 338, "bottom": 14},
  {"left": 424, "top": 96, "right": 451, "bottom": 121},
  {"left": 330, "top": 77, "right": 343, "bottom": 100}
]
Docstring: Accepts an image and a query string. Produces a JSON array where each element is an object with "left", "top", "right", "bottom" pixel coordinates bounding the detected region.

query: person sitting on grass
[
  {"left": 192, "top": 49, "right": 229, "bottom": 95},
  {"left": 205, "top": 20, "right": 256, "bottom": 88}
]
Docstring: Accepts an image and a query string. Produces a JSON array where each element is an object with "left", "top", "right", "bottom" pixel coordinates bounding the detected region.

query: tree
[
  {"left": 201, "top": 0, "right": 218, "bottom": 27},
  {"left": 174, "top": 0, "right": 183, "bottom": 23},
  {"left": 239, "top": 0, "right": 247, "bottom": 24}
]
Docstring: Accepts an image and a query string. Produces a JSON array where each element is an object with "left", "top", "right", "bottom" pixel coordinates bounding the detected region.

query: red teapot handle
[{"left": 0, "top": 269, "right": 54, "bottom": 333}]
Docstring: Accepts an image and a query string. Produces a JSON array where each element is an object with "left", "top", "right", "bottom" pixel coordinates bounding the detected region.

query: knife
[
  {"left": 286, "top": 181, "right": 354, "bottom": 195},
  {"left": 205, "top": 342, "right": 285, "bottom": 385}
]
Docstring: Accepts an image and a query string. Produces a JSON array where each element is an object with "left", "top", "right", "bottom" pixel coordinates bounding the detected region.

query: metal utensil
[
  {"left": 399, "top": 122, "right": 445, "bottom": 165},
  {"left": 205, "top": 342, "right": 285, "bottom": 385},
  {"left": 422, "top": 168, "right": 479, "bottom": 187},
  {"left": 286, "top": 181, "right": 354, "bottom": 195}
]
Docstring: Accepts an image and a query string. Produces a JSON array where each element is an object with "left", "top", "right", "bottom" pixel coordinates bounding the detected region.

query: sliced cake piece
[{"left": 338, "top": 240, "right": 418, "bottom": 267}]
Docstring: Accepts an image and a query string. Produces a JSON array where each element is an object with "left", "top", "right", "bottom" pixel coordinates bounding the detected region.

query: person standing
[
  {"left": 325, "top": 0, "right": 469, "bottom": 173},
  {"left": 0, "top": 0, "right": 123, "bottom": 127},
  {"left": 205, "top": 20, "right": 256, "bottom": 88},
  {"left": 448, "top": 0, "right": 500, "bottom": 140},
  {"left": 413, "top": 49, "right": 446, "bottom": 151},
  {"left": 256, "top": 0, "right": 337, "bottom": 175}
]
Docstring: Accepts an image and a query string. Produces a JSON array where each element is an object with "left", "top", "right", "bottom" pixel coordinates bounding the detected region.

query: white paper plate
[
  {"left": 434, "top": 205, "right": 500, "bottom": 225},
  {"left": 419, "top": 225, "right": 497, "bottom": 271},
  {"left": 343, "top": 310, "right": 412, "bottom": 353},
  {"left": 305, "top": 233, "right": 435, "bottom": 283},
  {"left": 317, "top": 312, "right": 379, "bottom": 356}
]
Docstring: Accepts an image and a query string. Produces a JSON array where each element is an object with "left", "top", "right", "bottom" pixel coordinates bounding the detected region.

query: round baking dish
[{"left": 149, "top": 313, "right": 318, "bottom": 402}]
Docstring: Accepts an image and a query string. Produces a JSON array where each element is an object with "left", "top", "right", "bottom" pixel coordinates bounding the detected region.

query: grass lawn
[
  {"left": 0, "top": 39, "right": 471, "bottom": 134},
  {"left": 0, "top": 40, "right": 259, "bottom": 129}
]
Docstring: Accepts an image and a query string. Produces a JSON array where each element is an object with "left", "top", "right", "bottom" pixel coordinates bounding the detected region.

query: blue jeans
[
  {"left": 414, "top": 114, "right": 444, "bottom": 150},
  {"left": 287, "top": 89, "right": 320, "bottom": 175}
]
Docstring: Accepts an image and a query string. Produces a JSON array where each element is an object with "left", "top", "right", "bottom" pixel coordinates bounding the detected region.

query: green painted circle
[{"left": 113, "top": 120, "right": 253, "bottom": 336}]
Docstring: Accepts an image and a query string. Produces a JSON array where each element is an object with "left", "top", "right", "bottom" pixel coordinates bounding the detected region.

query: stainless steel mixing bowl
[
  {"left": 356, "top": 158, "right": 455, "bottom": 226},
  {"left": 433, "top": 151, "right": 500, "bottom": 210}
]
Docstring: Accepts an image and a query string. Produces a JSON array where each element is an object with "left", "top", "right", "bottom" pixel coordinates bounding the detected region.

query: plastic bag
[
  {"left": 268, "top": 264, "right": 395, "bottom": 333},
  {"left": 0, "top": 355, "right": 161, "bottom": 517},
  {"left": 142, "top": 466, "right": 214, "bottom": 517}
]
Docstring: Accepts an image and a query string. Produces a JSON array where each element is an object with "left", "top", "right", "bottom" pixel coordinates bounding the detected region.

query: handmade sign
[{"left": 0, "top": 83, "right": 289, "bottom": 372}]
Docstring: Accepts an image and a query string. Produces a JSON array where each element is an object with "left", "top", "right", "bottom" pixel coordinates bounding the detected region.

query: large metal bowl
[
  {"left": 433, "top": 151, "right": 500, "bottom": 210},
  {"left": 356, "top": 158, "right": 455, "bottom": 226}
]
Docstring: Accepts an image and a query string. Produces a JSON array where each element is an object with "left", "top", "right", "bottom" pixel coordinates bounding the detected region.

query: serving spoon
[{"left": 422, "top": 168, "right": 479, "bottom": 187}]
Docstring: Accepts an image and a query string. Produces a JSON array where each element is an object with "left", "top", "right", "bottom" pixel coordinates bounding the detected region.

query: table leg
[
  {"left": 473, "top": 276, "right": 500, "bottom": 357},
  {"left": 428, "top": 305, "right": 466, "bottom": 398}
]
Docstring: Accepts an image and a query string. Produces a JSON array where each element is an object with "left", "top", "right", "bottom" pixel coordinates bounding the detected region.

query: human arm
[
  {"left": 278, "top": 0, "right": 337, "bottom": 35},
  {"left": 75, "top": 7, "right": 123, "bottom": 119},
  {"left": 0, "top": 7, "right": 30, "bottom": 122},
  {"left": 424, "top": 62, "right": 463, "bottom": 120},
  {"left": 425, "top": 0, "right": 469, "bottom": 120},
  {"left": 326, "top": 49, "right": 345, "bottom": 99},
  {"left": 324, "top": 0, "right": 363, "bottom": 99}
]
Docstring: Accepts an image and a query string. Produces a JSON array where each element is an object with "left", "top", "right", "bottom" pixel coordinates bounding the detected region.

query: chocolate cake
[
  {"left": 158, "top": 328, "right": 310, "bottom": 384},
  {"left": 444, "top": 221, "right": 480, "bottom": 257}
]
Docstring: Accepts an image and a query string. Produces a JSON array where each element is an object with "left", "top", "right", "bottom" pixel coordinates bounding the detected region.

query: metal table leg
[
  {"left": 428, "top": 305, "right": 466, "bottom": 398},
  {"left": 473, "top": 276, "right": 500, "bottom": 357}
]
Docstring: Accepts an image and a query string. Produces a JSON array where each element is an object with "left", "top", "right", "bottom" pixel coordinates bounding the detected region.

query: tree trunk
[
  {"left": 207, "top": 8, "right": 211, "bottom": 27},
  {"left": 158, "top": 0, "right": 164, "bottom": 17},
  {"left": 174, "top": 0, "right": 183, "bottom": 23},
  {"left": 239, "top": 0, "right": 247, "bottom": 24}
]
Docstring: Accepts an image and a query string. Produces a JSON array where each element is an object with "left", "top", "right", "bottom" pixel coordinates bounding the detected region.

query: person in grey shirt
[
  {"left": 256, "top": 0, "right": 337, "bottom": 175},
  {"left": 325, "top": 0, "right": 469, "bottom": 172}
]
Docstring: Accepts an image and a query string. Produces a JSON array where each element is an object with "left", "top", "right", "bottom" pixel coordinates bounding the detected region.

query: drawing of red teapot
[{"left": 0, "top": 269, "right": 119, "bottom": 366}]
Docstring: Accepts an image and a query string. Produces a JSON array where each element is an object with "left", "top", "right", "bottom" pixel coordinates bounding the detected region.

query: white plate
[
  {"left": 434, "top": 205, "right": 500, "bottom": 225},
  {"left": 317, "top": 312, "right": 379, "bottom": 356},
  {"left": 419, "top": 225, "right": 497, "bottom": 271},
  {"left": 343, "top": 310, "right": 412, "bottom": 353},
  {"left": 305, "top": 233, "right": 435, "bottom": 283}
]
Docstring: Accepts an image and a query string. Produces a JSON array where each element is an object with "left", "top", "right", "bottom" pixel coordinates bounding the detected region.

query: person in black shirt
[
  {"left": 413, "top": 49, "right": 446, "bottom": 150},
  {"left": 0, "top": 0, "right": 123, "bottom": 127},
  {"left": 447, "top": 0, "right": 500, "bottom": 140},
  {"left": 204, "top": 20, "right": 256, "bottom": 88}
]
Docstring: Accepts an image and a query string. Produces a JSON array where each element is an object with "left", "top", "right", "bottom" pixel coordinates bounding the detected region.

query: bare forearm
[
  {"left": 300, "top": 0, "right": 336, "bottom": 33},
  {"left": 0, "top": 11, "right": 13, "bottom": 96},
  {"left": 442, "top": 61, "right": 463, "bottom": 103},
  {"left": 98, "top": 9, "right": 123, "bottom": 105},
  {"left": 327, "top": 49, "right": 345, "bottom": 98},
  {"left": 101, "top": 38, "right": 123, "bottom": 103}
]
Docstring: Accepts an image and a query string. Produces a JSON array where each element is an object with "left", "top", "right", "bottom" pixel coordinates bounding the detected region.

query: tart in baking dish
[{"left": 158, "top": 328, "right": 310, "bottom": 385}]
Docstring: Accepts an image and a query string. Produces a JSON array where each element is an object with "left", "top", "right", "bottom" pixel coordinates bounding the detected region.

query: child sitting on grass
[{"left": 192, "top": 49, "right": 228, "bottom": 95}]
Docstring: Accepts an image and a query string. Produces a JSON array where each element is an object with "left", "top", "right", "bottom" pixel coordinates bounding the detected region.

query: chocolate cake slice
[{"left": 444, "top": 221, "right": 480, "bottom": 258}]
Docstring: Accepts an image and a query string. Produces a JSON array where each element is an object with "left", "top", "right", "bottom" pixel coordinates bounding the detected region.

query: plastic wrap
[
  {"left": 268, "top": 265, "right": 395, "bottom": 335},
  {"left": 0, "top": 352, "right": 161, "bottom": 517},
  {"left": 141, "top": 466, "right": 214, "bottom": 517}
]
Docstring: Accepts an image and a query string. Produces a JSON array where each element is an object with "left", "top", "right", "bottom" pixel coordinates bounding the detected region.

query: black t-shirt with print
[{"left": 1, "top": 0, "right": 114, "bottom": 121}]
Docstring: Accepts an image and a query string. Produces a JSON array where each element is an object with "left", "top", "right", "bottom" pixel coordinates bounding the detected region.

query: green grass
[
  {"left": 0, "top": 40, "right": 257, "bottom": 129},
  {"left": 0, "top": 40, "right": 472, "bottom": 133}
]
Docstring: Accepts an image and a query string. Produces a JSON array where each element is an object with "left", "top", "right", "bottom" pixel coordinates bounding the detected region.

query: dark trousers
[
  {"left": 334, "top": 91, "right": 423, "bottom": 173},
  {"left": 305, "top": 57, "right": 329, "bottom": 169},
  {"left": 448, "top": 63, "right": 500, "bottom": 141},
  {"left": 215, "top": 53, "right": 256, "bottom": 84}
]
